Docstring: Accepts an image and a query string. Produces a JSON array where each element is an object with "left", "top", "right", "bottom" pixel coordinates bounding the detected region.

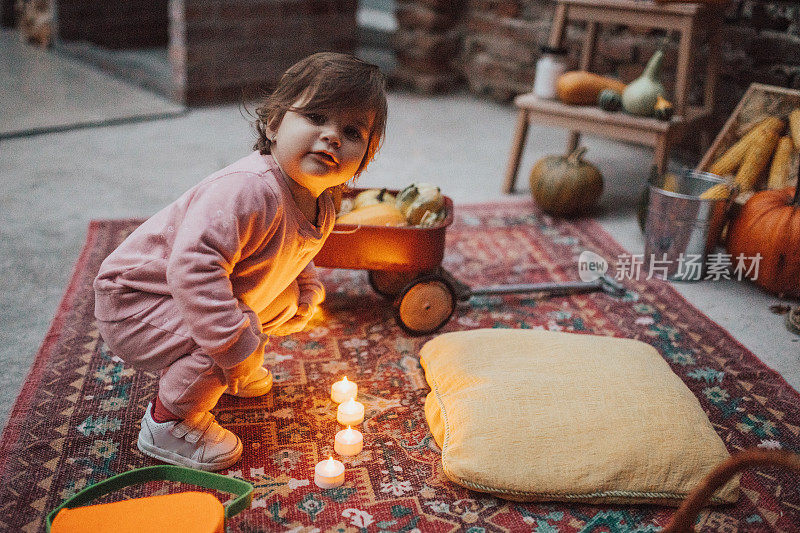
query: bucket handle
[
  {"left": 662, "top": 448, "right": 800, "bottom": 532},
  {"left": 45, "top": 465, "right": 253, "bottom": 531}
]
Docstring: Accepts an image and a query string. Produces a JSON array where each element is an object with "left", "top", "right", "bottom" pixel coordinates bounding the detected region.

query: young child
[{"left": 94, "top": 52, "right": 387, "bottom": 471}]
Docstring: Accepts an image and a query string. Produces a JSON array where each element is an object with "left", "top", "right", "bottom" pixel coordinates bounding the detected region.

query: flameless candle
[
  {"left": 334, "top": 426, "right": 364, "bottom": 456},
  {"left": 336, "top": 398, "right": 365, "bottom": 425},
  {"left": 314, "top": 456, "right": 345, "bottom": 489},
  {"left": 331, "top": 376, "right": 358, "bottom": 404}
]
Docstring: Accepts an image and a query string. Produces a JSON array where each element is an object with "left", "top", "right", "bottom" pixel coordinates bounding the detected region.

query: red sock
[{"left": 152, "top": 395, "right": 181, "bottom": 423}]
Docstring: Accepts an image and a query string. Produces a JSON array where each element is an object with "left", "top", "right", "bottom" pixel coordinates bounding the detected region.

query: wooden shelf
[
  {"left": 514, "top": 94, "right": 712, "bottom": 147},
  {"left": 561, "top": 0, "right": 706, "bottom": 22},
  {"left": 502, "top": 0, "right": 723, "bottom": 194}
]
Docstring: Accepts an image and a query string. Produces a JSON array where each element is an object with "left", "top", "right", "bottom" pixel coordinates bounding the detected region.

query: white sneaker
[
  {"left": 223, "top": 367, "right": 273, "bottom": 398},
  {"left": 137, "top": 403, "right": 242, "bottom": 472}
]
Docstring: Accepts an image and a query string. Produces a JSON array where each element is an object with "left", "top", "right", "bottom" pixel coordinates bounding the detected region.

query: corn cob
[
  {"left": 733, "top": 129, "right": 780, "bottom": 192},
  {"left": 661, "top": 172, "right": 680, "bottom": 192},
  {"left": 767, "top": 135, "right": 795, "bottom": 189},
  {"left": 698, "top": 182, "right": 732, "bottom": 200},
  {"left": 709, "top": 116, "right": 784, "bottom": 176},
  {"left": 789, "top": 108, "right": 800, "bottom": 150}
]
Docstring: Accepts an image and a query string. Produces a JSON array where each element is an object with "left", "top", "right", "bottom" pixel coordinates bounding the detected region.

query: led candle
[
  {"left": 334, "top": 426, "right": 364, "bottom": 456},
  {"left": 331, "top": 376, "right": 358, "bottom": 404},
  {"left": 314, "top": 456, "right": 345, "bottom": 489},
  {"left": 336, "top": 398, "right": 365, "bottom": 426}
]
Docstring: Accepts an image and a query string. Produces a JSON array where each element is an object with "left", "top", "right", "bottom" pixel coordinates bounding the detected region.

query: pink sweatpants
[{"left": 97, "top": 282, "right": 299, "bottom": 418}]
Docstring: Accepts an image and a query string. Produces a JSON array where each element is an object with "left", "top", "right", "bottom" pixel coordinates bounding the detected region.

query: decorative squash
[
  {"left": 597, "top": 89, "right": 622, "bottom": 112},
  {"left": 726, "top": 178, "right": 800, "bottom": 297},
  {"left": 395, "top": 182, "right": 445, "bottom": 225},
  {"left": 653, "top": 96, "right": 674, "bottom": 121},
  {"left": 622, "top": 48, "right": 665, "bottom": 116},
  {"left": 336, "top": 202, "right": 407, "bottom": 226},
  {"left": 395, "top": 183, "right": 423, "bottom": 212},
  {"left": 352, "top": 188, "right": 395, "bottom": 210},
  {"left": 528, "top": 147, "right": 604, "bottom": 217},
  {"left": 556, "top": 71, "right": 627, "bottom": 105}
]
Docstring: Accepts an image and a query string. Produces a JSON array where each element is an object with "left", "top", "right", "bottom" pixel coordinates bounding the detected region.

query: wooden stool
[{"left": 503, "top": 0, "right": 722, "bottom": 193}]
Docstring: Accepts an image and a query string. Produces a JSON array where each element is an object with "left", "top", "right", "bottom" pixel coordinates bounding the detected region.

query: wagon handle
[{"left": 466, "top": 274, "right": 626, "bottom": 299}]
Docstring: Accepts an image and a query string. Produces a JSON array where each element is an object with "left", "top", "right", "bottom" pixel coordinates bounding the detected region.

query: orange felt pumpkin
[{"left": 726, "top": 183, "right": 800, "bottom": 297}]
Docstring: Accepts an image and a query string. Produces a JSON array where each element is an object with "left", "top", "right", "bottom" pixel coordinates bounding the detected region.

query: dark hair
[{"left": 253, "top": 52, "right": 388, "bottom": 179}]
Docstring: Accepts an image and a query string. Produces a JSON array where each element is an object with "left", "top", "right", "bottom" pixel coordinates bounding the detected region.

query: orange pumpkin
[{"left": 726, "top": 185, "right": 800, "bottom": 297}]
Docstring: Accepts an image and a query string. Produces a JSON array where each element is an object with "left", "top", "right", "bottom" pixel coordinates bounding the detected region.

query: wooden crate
[{"left": 697, "top": 83, "right": 800, "bottom": 189}]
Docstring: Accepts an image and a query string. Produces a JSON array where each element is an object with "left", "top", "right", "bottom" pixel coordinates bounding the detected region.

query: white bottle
[{"left": 533, "top": 46, "right": 568, "bottom": 100}]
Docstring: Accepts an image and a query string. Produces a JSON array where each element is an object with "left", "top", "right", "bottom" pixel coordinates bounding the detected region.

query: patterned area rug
[{"left": 2, "top": 202, "right": 799, "bottom": 532}]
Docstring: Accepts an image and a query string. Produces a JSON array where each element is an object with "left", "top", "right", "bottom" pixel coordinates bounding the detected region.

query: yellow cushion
[{"left": 419, "top": 328, "right": 739, "bottom": 505}]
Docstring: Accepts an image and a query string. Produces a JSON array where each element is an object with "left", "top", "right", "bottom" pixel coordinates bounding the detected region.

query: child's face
[{"left": 269, "top": 101, "right": 374, "bottom": 197}]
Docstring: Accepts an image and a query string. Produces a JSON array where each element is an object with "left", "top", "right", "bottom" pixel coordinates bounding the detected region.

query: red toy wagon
[
  {"left": 314, "top": 188, "right": 458, "bottom": 336},
  {"left": 314, "top": 188, "right": 626, "bottom": 336}
]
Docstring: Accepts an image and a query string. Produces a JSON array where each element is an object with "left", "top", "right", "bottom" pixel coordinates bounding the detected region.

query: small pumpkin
[
  {"left": 528, "top": 147, "right": 604, "bottom": 217},
  {"left": 726, "top": 178, "right": 800, "bottom": 297},
  {"left": 598, "top": 89, "right": 622, "bottom": 112},
  {"left": 654, "top": 95, "right": 674, "bottom": 121}
]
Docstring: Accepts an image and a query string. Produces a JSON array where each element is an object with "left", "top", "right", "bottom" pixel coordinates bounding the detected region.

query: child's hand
[
  {"left": 222, "top": 343, "right": 264, "bottom": 395},
  {"left": 271, "top": 303, "right": 314, "bottom": 336}
]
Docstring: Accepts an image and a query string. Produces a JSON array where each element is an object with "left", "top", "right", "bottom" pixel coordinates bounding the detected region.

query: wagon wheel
[
  {"left": 393, "top": 274, "right": 456, "bottom": 336},
  {"left": 368, "top": 270, "right": 418, "bottom": 299}
]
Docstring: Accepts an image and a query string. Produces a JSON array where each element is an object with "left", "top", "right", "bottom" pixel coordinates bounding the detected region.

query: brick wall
[
  {"left": 57, "top": 0, "right": 170, "bottom": 49},
  {"left": 458, "top": 0, "right": 800, "bottom": 132},
  {"left": 391, "top": 0, "right": 465, "bottom": 92},
  {"left": 51, "top": 0, "right": 798, "bottom": 114},
  {"left": 55, "top": 0, "right": 357, "bottom": 105},
  {"left": 170, "top": 0, "right": 358, "bottom": 104}
]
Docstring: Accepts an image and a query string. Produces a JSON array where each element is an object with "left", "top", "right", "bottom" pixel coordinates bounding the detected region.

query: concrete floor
[
  {"left": 1, "top": 34, "right": 798, "bottom": 431},
  {"left": 0, "top": 31, "right": 184, "bottom": 138}
]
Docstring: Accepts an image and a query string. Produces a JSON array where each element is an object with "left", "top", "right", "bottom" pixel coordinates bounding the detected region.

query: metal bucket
[{"left": 643, "top": 170, "right": 728, "bottom": 281}]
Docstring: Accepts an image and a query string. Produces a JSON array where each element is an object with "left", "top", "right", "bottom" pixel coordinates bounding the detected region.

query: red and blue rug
[{"left": 1, "top": 201, "right": 799, "bottom": 532}]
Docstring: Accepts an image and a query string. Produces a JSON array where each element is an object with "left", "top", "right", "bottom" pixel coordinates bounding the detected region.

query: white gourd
[{"left": 622, "top": 48, "right": 665, "bottom": 117}]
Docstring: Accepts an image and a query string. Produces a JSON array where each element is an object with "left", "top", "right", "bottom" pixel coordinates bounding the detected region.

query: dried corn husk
[
  {"left": 710, "top": 116, "right": 784, "bottom": 176},
  {"left": 789, "top": 108, "right": 800, "bottom": 149},
  {"left": 733, "top": 130, "right": 780, "bottom": 191},
  {"left": 661, "top": 172, "right": 680, "bottom": 192},
  {"left": 767, "top": 136, "right": 795, "bottom": 189},
  {"left": 699, "top": 182, "right": 733, "bottom": 200}
]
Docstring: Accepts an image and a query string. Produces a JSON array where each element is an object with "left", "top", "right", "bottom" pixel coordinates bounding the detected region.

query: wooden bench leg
[
  {"left": 654, "top": 136, "right": 670, "bottom": 175},
  {"left": 503, "top": 109, "right": 530, "bottom": 194}
]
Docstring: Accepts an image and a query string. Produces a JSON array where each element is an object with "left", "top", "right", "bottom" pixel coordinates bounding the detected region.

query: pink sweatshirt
[{"left": 94, "top": 151, "right": 335, "bottom": 369}]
